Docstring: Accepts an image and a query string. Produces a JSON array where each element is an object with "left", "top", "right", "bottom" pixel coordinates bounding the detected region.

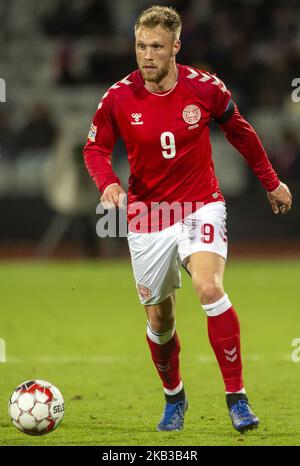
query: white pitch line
[
  {"left": 196, "top": 353, "right": 294, "bottom": 363},
  {"left": 4, "top": 355, "right": 133, "bottom": 364},
  {"left": 2, "top": 353, "right": 296, "bottom": 364}
]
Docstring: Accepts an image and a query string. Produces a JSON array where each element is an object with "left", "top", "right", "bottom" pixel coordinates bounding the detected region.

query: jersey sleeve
[
  {"left": 206, "top": 73, "right": 232, "bottom": 120},
  {"left": 83, "top": 91, "right": 121, "bottom": 193},
  {"left": 218, "top": 103, "right": 280, "bottom": 191}
]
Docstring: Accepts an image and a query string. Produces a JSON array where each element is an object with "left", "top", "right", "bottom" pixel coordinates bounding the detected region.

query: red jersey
[{"left": 84, "top": 64, "right": 279, "bottom": 230}]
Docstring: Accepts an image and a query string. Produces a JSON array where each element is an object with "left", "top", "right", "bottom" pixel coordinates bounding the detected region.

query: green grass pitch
[{"left": 0, "top": 259, "right": 299, "bottom": 446}]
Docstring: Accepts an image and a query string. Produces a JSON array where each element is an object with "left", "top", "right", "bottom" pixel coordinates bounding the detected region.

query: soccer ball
[{"left": 8, "top": 379, "right": 64, "bottom": 435}]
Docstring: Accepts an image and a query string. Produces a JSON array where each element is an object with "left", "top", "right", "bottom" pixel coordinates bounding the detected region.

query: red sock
[
  {"left": 204, "top": 297, "right": 244, "bottom": 393},
  {"left": 146, "top": 327, "right": 182, "bottom": 392}
]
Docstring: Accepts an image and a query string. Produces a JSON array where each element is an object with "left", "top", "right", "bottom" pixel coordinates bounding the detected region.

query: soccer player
[{"left": 83, "top": 6, "right": 292, "bottom": 433}]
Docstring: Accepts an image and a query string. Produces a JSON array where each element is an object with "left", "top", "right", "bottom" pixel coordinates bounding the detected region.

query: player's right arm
[
  {"left": 100, "top": 183, "right": 126, "bottom": 209},
  {"left": 83, "top": 91, "right": 126, "bottom": 208}
]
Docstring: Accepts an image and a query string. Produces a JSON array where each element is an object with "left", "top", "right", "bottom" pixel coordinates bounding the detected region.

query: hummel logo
[
  {"left": 224, "top": 347, "right": 238, "bottom": 363},
  {"left": 157, "top": 363, "right": 170, "bottom": 372},
  {"left": 131, "top": 113, "right": 143, "bottom": 125}
]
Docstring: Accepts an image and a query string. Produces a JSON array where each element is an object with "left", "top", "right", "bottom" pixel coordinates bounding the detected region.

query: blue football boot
[
  {"left": 228, "top": 396, "right": 259, "bottom": 434},
  {"left": 157, "top": 399, "right": 188, "bottom": 431}
]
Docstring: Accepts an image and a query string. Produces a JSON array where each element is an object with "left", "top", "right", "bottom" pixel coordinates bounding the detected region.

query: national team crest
[
  {"left": 137, "top": 284, "right": 152, "bottom": 299},
  {"left": 88, "top": 123, "right": 97, "bottom": 142},
  {"left": 182, "top": 105, "right": 201, "bottom": 125}
]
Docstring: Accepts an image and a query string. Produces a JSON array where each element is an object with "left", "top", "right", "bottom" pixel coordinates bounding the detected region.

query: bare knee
[
  {"left": 193, "top": 278, "right": 224, "bottom": 305},
  {"left": 145, "top": 293, "right": 175, "bottom": 333}
]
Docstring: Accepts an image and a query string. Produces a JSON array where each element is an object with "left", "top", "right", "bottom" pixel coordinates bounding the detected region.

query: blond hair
[{"left": 135, "top": 5, "right": 182, "bottom": 41}]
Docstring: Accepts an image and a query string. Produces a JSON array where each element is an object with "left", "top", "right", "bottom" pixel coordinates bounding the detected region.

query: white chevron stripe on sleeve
[
  {"left": 198, "top": 72, "right": 211, "bottom": 82},
  {"left": 187, "top": 67, "right": 199, "bottom": 79},
  {"left": 120, "top": 75, "right": 133, "bottom": 85}
]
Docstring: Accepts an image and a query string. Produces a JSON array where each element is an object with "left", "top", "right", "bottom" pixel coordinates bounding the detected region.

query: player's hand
[
  {"left": 100, "top": 183, "right": 126, "bottom": 209},
  {"left": 267, "top": 182, "right": 292, "bottom": 215}
]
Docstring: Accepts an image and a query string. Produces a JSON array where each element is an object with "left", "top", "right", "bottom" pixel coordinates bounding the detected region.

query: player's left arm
[
  {"left": 213, "top": 91, "right": 292, "bottom": 214},
  {"left": 266, "top": 181, "right": 292, "bottom": 215}
]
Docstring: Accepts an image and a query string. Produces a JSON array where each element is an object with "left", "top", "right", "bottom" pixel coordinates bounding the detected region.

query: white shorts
[{"left": 127, "top": 201, "right": 227, "bottom": 305}]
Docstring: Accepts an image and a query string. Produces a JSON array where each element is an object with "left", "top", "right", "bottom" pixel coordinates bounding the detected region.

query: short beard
[{"left": 140, "top": 63, "right": 170, "bottom": 84}]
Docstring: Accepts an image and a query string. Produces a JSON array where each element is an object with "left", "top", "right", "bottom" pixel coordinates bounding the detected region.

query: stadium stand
[{"left": 0, "top": 0, "right": 299, "bottom": 256}]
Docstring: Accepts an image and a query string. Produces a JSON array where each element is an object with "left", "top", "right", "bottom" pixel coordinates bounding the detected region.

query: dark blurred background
[{"left": 0, "top": 0, "right": 299, "bottom": 259}]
